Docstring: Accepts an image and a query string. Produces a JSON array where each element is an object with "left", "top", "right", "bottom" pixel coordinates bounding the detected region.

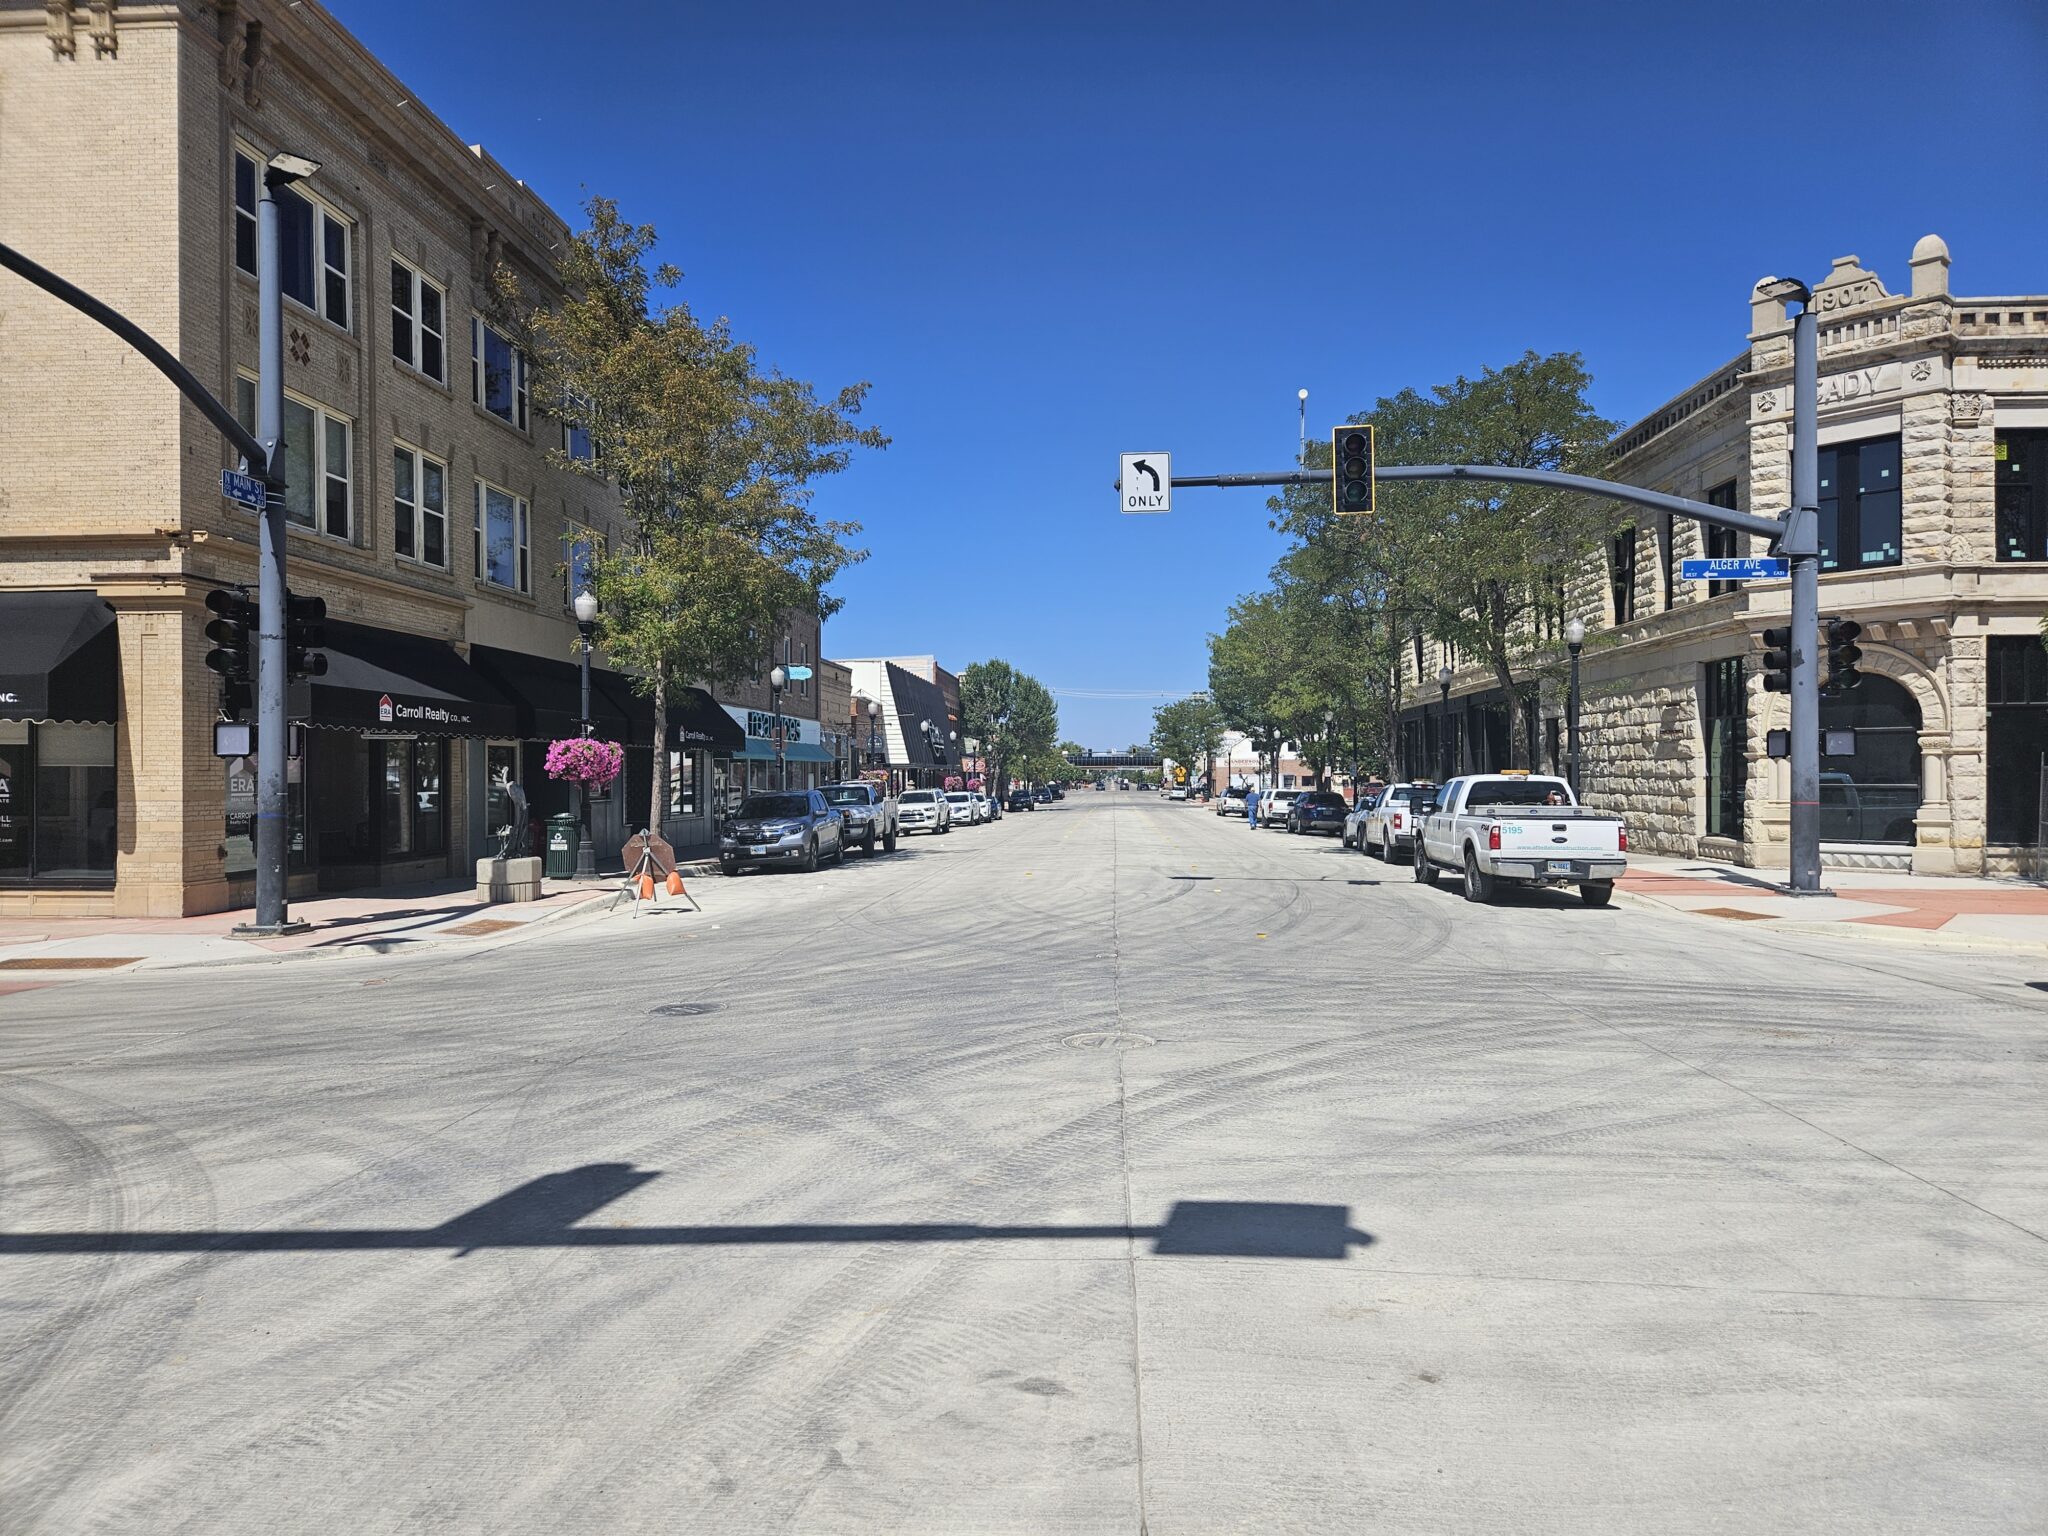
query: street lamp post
[
  {"left": 1322, "top": 707, "right": 1335, "bottom": 793},
  {"left": 1565, "top": 617, "right": 1586, "bottom": 799},
  {"left": 1437, "top": 665, "right": 1454, "bottom": 783},
  {"left": 866, "top": 697, "right": 881, "bottom": 768},
  {"left": 919, "top": 718, "right": 933, "bottom": 789},
  {"left": 572, "top": 589, "right": 600, "bottom": 878},
  {"left": 769, "top": 665, "right": 788, "bottom": 790}
]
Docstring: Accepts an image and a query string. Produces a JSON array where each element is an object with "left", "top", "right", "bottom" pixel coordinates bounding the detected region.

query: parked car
[
  {"left": 898, "top": 788, "right": 953, "bottom": 834},
  {"left": 1285, "top": 790, "right": 1350, "bottom": 836},
  {"left": 819, "top": 781, "right": 899, "bottom": 855},
  {"left": 1341, "top": 787, "right": 1386, "bottom": 847},
  {"left": 1169, "top": 785, "right": 1189, "bottom": 801},
  {"left": 1257, "top": 788, "right": 1301, "bottom": 827},
  {"left": 1034, "top": 787, "right": 1054, "bottom": 804},
  {"left": 945, "top": 790, "right": 982, "bottom": 826},
  {"left": 980, "top": 792, "right": 1001, "bottom": 821},
  {"left": 1217, "top": 785, "right": 1249, "bottom": 817},
  {"left": 1050, "top": 784, "right": 1065, "bottom": 800},
  {"left": 719, "top": 790, "right": 847, "bottom": 875},
  {"left": 1359, "top": 781, "right": 1436, "bottom": 860},
  {"left": 1413, "top": 773, "right": 1627, "bottom": 906},
  {"left": 1008, "top": 786, "right": 1035, "bottom": 811}
]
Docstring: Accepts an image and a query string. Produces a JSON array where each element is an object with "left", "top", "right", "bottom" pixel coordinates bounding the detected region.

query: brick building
[
  {"left": 0, "top": 0, "right": 811, "bottom": 912},
  {"left": 1396, "top": 237, "right": 2048, "bottom": 876}
]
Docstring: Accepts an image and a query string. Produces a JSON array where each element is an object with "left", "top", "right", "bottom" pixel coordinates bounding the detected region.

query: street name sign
[
  {"left": 784, "top": 665, "right": 814, "bottom": 681},
  {"left": 1120, "top": 452, "right": 1170, "bottom": 513},
  {"left": 221, "top": 468, "right": 266, "bottom": 511},
  {"left": 1680, "top": 556, "right": 1788, "bottom": 581}
]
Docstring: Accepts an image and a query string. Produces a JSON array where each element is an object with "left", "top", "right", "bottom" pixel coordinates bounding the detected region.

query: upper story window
[
  {"left": 1818, "top": 436, "right": 1902, "bottom": 572},
  {"left": 234, "top": 149, "right": 351, "bottom": 331},
  {"left": 475, "top": 479, "right": 530, "bottom": 593},
  {"left": 1658, "top": 515, "right": 1676, "bottom": 610},
  {"left": 1703, "top": 480, "right": 1740, "bottom": 597},
  {"left": 471, "top": 318, "right": 529, "bottom": 431},
  {"left": 233, "top": 153, "right": 258, "bottom": 274},
  {"left": 565, "top": 527, "right": 595, "bottom": 606},
  {"left": 1610, "top": 526, "right": 1638, "bottom": 622},
  {"left": 1995, "top": 430, "right": 2048, "bottom": 562},
  {"left": 235, "top": 376, "right": 352, "bottom": 541},
  {"left": 393, "top": 444, "right": 447, "bottom": 568},
  {"left": 390, "top": 259, "right": 447, "bottom": 384}
]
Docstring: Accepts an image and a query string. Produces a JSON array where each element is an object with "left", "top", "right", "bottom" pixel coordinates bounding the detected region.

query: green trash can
[{"left": 545, "top": 812, "right": 580, "bottom": 879}]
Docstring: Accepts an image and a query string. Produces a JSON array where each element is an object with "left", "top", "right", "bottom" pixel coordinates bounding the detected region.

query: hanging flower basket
[{"left": 544, "top": 737, "right": 625, "bottom": 790}]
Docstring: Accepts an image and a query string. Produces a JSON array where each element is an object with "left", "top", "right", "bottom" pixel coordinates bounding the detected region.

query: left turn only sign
[{"left": 1120, "top": 452, "right": 1170, "bottom": 514}]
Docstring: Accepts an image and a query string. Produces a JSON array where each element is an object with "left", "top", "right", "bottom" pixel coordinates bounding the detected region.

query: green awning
[{"left": 733, "top": 740, "right": 835, "bottom": 764}]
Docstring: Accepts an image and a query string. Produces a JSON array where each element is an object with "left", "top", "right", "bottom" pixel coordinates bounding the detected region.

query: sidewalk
[
  {"left": 1615, "top": 852, "right": 2048, "bottom": 949},
  {"left": 0, "top": 876, "right": 621, "bottom": 992}
]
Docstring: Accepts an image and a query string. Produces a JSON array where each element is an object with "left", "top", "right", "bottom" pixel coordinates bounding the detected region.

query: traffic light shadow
[
  {"left": 1169, "top": 876, "right": 1383, "bottom": 887},
  {"left": 0, "top": 1164, "right": 1375, "bottom": 1262}
]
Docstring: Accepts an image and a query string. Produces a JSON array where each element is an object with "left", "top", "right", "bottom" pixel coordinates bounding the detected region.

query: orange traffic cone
[
  {"left": 638, "top": 873, "right": 656, "bottom": 901},
  {"left": 665, "top": 870, "right": 684, "bottom": 897}
]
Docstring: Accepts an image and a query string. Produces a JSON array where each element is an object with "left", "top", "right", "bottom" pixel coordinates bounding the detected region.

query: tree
[
  {"left": 1150, "top": 694, "right": 1224, "bottom": 788},
  {"left": 1367, "top": 351, "right": 1617, "bottom": 766},
  {"left": 503, "top": 198, "right": 886, "bottom": 827},
  {"left": 958, "top": 660, "right": 1057, "bottom": 798}
]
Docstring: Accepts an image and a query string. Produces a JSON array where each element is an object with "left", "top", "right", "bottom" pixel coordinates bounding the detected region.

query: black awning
[
  {"left": 0, "top": 592, "right": 118, "bottom": 723},
  {"left": 594, "top": 670, "right": 658, "bottom": 748},
  {"left": 886, "top": 662, "right": 955, "bottom": 769},
  {"left": 668, "top": 687, "right": 745, "bottom": 753},
  {"left": 468, "top": 644, "right": 646, "bottom": 744},
  {"left": 309, "top": 621, "right": 518, "bottom": 738}
]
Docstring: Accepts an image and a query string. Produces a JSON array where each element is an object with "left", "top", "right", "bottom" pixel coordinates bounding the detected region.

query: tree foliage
[
  {"left": 1149, "top": 694, "right": 1224, "bottom": 785},
  {"left": 501, "top": 198, "right": 886, "bottom": 826},
  {"left": 958, "top": 659, "right": 1058, "bottom": 797}
]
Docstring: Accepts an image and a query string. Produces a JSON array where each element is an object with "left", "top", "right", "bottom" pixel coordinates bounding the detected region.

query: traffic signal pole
[
  {"left": 1785, "top": 300, "right": 1825, "bottom": 894},
  {"left": 246, "top": 168, "right": 296, "bottom": 934}
]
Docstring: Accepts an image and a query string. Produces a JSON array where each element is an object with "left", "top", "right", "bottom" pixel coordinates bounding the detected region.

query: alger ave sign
[{"left": 1120, "top": 452, "right": 1170, "bottom": 513}]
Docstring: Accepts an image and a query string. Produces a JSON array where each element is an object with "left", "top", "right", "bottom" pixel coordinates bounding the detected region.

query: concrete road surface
[{"left": 3, "top": 793, "right": 2044, "bottom": 1534}]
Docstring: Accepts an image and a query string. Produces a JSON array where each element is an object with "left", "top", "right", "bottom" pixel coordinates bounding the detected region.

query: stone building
[
  {"left": 0, "top": 0, "right": 773, "bottom": 913},
  {"left": 1397, "top": 237, "right": 2048, "bottom": 876}
]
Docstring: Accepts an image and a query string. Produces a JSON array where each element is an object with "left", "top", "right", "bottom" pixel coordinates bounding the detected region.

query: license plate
[
  {"left": 750, "top": 845, "right": 769, "bottom": 856},
  {"left": 1547, "top": 859, "right": 1573, "bottom": 874}
]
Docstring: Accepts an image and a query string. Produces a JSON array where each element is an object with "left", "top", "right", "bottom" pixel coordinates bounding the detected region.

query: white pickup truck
[{"left": 1412, "top": 773, "right": 1627, "bottom": 907}]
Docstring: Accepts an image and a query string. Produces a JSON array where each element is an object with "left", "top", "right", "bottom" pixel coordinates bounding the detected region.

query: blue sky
[{"left": 334, "top": 0, "right": 2048, "bottom": 749}]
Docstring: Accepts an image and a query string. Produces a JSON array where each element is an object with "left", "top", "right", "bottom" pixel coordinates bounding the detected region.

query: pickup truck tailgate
[{"left": 1494, "top": 814, "right": 1623, "bottom": 859}]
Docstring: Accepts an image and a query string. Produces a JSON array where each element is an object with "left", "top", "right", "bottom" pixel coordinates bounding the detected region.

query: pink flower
[{"left": 544, "top": 737, "right": 625, "bottom": 790}]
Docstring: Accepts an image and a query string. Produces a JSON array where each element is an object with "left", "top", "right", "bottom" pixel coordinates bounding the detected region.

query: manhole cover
[
  {"left": 1062, "top": 1030, "right": 1156, "bottom": 1051},
  {"left": 651, "top": 1001, "right": 722, "bottom": 1018},
  {"left": 0, "top": 956, "right": 141, "bottom": 970},
  {"left": 1697, "top": 907, "right": 1774, "bottom": 922}
]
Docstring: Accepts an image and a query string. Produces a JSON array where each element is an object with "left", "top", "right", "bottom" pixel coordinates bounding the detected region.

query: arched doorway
[{"left": 1819, "top": 676, "right": 1921, "bottom": 844}]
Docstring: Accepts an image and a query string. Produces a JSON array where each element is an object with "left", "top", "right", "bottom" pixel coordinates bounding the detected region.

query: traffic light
[
  {"left": 1332, "top": 424, "right": 1375, "bottom": 516},
  {"left": 204, "top": 587, "right": 257, "bottom": 717},
  {"left": 286, "top": 590, "right": 328, "bottom": 679},
  {"left": 1760, "top": 625, "right": 1793, "bottom": 693},
  {"left": 1825, "top": 618, "right": 1863, "bottom": 694}
]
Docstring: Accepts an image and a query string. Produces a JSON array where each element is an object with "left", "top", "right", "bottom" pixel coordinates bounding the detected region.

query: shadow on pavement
[{"left": 0, "top": 1164, "right": 1375, "bottom": 1261}]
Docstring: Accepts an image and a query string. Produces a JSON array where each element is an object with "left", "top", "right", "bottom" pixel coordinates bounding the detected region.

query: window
[
  {"left": 565, "top": 529, "right": 595, "bottom": 607},
  {"left": 562, "top": 400, "right": 596, "bottom": 464},
  {"left": 472, "top": 318, "right": 529, "bottom": 431},
  {"left": 1704, "top": 480, "right": 1740, "bottom": 597},
  {"left": 475, "top": 480, "right": 529, "bottom": 592},
  {"left": 0, "top": 721, "right": 117, "bottom": 883},
  {"left": 272, "top": 183, "right": 351, "bottom": 329},
  {"left": 235, "top": 377, "right": 352, "bottom": 539},
  {"left": 1818, "top": 436, "right": 1902, "bottom": 572},
  {"left": 667, "top": 750, "right": 701, "bottom": 818},
  {"left": 233, "top": 150, "right": 258, "bottom": 275},
  {"left": 393, "top": 445, "right": 447, "bottom": 567},
  {"left": 1819, "top": 677, "right": 1920, "bottom": 844},
  {"left": 1702, "top": 655, "right": 1747, "bottom": 841},
  {"left": 390, "top": 259, "right": 446, "bottom": 383},
  {"left": 1989, "top": 635, "right": 2048, "bottom": 844},
  {"left": 1610, "top": 526, "right": 1638, "bottom": 622},
  {"left": 1995, "top": 430, "right": 2048, "bottom": 562}
]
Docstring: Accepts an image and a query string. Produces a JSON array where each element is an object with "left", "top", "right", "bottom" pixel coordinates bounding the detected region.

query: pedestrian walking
[{"left": 1245, "top": 785, "right": 1261, "bottom": 829}]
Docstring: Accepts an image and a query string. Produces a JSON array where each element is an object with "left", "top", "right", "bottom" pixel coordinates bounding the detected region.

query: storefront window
[
  {"left": 0, "top": 722, "right": 116, "bottom": 883},
  {"left": 1818, "top": 677, "right": 1920, "bottom": 844},
  {"left": 1988, "top": 635, "right": 2048, "bottom": 845},
  {"left": 381, "top": 740, "right": 414, "bottom": 856},
  {"left": 1702, "top": 656, "right": 1747, "bottom": 840},
  {"left": 413, "top": 739, "right": 445, "bottom": 856},
  {"left": 667, "top": 750, "right": 700, "bottom": 817},
  {"left": 223, "top": 747, "right": 307, "bottom": 877}
]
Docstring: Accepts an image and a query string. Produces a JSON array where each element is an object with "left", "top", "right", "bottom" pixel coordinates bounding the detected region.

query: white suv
[
  {"left": 944, "top": 790, "right": 981, "bottom": 826},
  {"left": 899, "top": 789, "right": 952, "bottom": 834}
]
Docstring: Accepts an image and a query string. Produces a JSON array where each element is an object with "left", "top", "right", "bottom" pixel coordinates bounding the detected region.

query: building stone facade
[{"left": 1398, "top": 237, "right": 2048, "bottom": 877}]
